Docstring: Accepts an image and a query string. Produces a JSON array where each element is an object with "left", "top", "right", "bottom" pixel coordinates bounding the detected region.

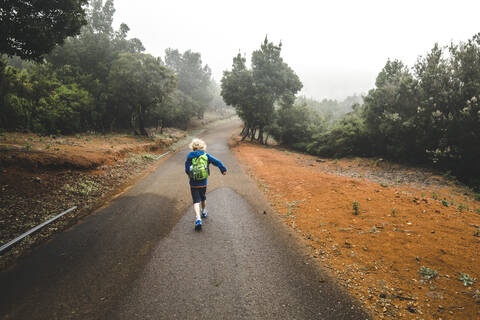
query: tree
[
  {"left": 221, "top": 37, "right": 302, "bottom": 143},
  {"left": 362, "top": 59, "right": 419, "bottom": 160},
  {"left": 107, "top": 53, "right": 176, "bottom": 135},
  {"left": 165, "top": 49, "right": 213, "bottom": 118},
  {"left": 46, "top": 0, "right": 145, "bottom": 131},
  {"left": 0, "top": 0, "right": 88, "bottom": 60}
]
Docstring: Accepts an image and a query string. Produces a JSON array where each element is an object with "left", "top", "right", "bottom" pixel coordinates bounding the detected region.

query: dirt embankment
[
  {"left": 0, "top": 128, "right": 185, "bottom": 270},
  {"left": 232, "top": 139, "right": 480, "bottom": 320}
]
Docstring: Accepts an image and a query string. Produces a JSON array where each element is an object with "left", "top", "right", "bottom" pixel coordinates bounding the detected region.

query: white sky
[{"left": 113, "top": 0, "right": 480, "bottom": 100}]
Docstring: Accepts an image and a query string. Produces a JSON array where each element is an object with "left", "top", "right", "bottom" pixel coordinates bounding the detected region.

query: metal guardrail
[
  {"left": 0, "top": 206, "right": 77, "bottom": 255},
  {"left": 0, "top": 149, "right": 172, "bottom": 256}
]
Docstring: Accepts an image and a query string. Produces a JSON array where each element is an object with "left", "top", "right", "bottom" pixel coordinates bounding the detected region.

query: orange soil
[
  {"left": 0, "top": 130, "right": 181, "bottom": 169},
  {"left": 233, "top": 142, "right": 480, "bottom": 320}
]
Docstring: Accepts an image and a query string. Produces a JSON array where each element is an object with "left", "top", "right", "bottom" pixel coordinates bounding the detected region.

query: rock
[
  {"left": 33, "top": 177, "right": 41, "bottom": 183},
  {"left": 316, "top": 159, "right": 326, "bottom": 163}
]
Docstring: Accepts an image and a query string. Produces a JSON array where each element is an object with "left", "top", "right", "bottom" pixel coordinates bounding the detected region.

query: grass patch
[
  {"left": 63, "top": 179, "right": 99, "bottom": 196},
  {"left": 142, "top": 154, "right": 157, "bottom": 161}
]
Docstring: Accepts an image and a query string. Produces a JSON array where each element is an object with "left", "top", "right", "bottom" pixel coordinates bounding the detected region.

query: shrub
[{"left": 419, "top": 266, "right": 438, "bottom": 280}]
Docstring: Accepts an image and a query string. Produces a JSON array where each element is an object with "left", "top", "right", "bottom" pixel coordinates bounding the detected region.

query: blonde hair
[{"left": 189, "top": 138, "right": 206, "bottom": 151}]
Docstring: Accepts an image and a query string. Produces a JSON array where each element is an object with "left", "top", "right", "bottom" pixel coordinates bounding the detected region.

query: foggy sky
[{"left": 113, "top": 0, "right": 480, "bottom": 100}]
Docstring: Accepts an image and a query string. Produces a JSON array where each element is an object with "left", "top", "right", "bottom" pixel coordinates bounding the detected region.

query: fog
[{"left": 113, "top": 0, "right": 480, "bottom": 100}]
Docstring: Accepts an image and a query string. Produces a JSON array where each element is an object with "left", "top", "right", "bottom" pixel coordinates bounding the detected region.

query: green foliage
[
  {"left": 63, "top": 179, "right": 98, "bottom": 195},
  {"left": 269, "top": 104, "right": 323, "bottom": 150},
  {"left": 0, "top": 0, "right": 88, "bottom": 60},
  {"left": 221, "top": 37, "right": 302, "bottom": 143},
  {"left": 353, "top": 201, "right": 359, "bottom": 215},
  {"left": 1, "top": 0, "right": 215, "bottom": 135},
  {"left": 458, "top": 273, "right": 476, "bottom": 286},
  {"left": 441, "top": 199, "right": 449, "bottom": 207},
  {"left": 107, "top": 53, "right": 176, "bottom": 135},
  {"left": 307, "top": 106, "right": 369, "bottom": 157},
  {"left": 419, "top": 266, "right": 438, "bottom": 280},
  {"left": 274, "top": 34, "right": 480, "bottom": 187},
  {"left": 142, "top": 154, "right": 157, "bottom": 161},
  {"left": 165, "top": 49, "right": 213, "bottom": 119}
]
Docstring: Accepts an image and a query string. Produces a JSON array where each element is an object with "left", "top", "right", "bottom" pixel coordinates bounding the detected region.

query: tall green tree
[
  {"left": 46, "top": 0, "right": 144, "bottom": 131},
  {"left": 107, "top": 53, "right": 176, "bottom": 135},
  {"left": 221, "top": 37, "right": 302, "bottom": 143},
  {"left": 0, "top": 0, "right": 88, "bottom": 60}
]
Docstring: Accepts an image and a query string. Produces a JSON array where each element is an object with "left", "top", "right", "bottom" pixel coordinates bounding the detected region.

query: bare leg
[
  {"left": 201, "top": 200, "right": 206, "bottom": 212},
  {"left": 193, "top": 203, "right": 201, "bottom": 220}
]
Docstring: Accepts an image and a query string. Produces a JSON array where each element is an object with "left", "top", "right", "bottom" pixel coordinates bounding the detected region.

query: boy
[{"left": 185, "top": 138, "right": 227, "bottom": 229}]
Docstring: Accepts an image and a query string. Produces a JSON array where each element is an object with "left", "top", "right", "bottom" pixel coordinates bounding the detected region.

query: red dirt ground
[
  {"left": 233, "top": 140, "right": 480, "bottom": 320},
  {"left": 0, "top": 129, "right": 185, "bottom": 270}
]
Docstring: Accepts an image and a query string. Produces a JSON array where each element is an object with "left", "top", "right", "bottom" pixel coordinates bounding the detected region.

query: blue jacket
[{"left": 185, "top": 150, "right": 227, "bottom": 187}]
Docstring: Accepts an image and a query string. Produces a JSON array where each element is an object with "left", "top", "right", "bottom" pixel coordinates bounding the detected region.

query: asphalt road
[{"left": 0, "top": 120, "right": 370, "bottom": 320}]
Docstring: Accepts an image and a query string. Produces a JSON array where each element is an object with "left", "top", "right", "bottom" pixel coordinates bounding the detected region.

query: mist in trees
[
  {"left": 165, "top": 49, "right": 213, "bottom": 119},
  {"left": 221, "top": 33, "right": 480, "bottom": 186},
  {"left": 272, "top": 35, "right": 480, "bottom": 186},
  {"left": 0, "top": 0, "right": 225, "bottom": 135}
]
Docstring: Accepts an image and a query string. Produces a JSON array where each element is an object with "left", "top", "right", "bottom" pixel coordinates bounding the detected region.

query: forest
[
  {"left": 221, "top": 36, "right": 480, "bottom": 187},
  {"left": 1, "top": 0, "right": 479, "bottom": 186},
  {"left": 0, "top": 0, "right": 227, "bottom": 136}
]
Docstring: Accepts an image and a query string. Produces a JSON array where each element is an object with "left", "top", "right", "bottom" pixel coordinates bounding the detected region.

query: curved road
[{"left": 0, "top": 121, "right": 370, "bottom": 320}]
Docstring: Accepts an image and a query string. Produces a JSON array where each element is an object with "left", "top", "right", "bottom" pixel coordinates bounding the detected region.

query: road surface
[{"left": 0, "top": 120, "right": 370, "bottom": 319}]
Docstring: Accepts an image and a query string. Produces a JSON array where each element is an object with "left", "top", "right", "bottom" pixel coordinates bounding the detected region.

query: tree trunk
[
  {"left": 250, "top": 128, "right": 256, "bottom": 141},
  {"left": 240, "top": 126, "right": 246, "bottom": 136},
  {"left": 258, "top": 128, "right": 264, "bottom": 144},
  {"left": 138, "top": 108, "right": 148, "bottom": 136},
  {"left": 241, "top": 125, "right": 249, "bottom": 141},
  {"left": 131, "top": 113, "right": 138, "bottom": 135}
]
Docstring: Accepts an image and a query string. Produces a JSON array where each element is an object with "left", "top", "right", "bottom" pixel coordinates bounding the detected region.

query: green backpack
[{"left": 190, "top": 154, "right": 209, "bottom": 181}]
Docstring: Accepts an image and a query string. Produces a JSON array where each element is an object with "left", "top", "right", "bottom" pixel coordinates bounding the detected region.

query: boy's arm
[
  {"left": 206, "top": 154, "right": 227, "bottom": 173},
  {"left": 185, "top": 158, "right": 191, "bottom": 175}
]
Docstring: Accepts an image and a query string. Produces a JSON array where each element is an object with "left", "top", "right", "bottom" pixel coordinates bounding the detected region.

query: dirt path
[
  {"left": 0, "top": 121, "right": 370, "bottom": 320},
  {"left": 233, "top": 140, "right": 480, "bottom": 319}
]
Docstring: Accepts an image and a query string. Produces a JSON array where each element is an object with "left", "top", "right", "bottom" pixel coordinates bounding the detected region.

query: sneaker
[
  {"left": 201, "top": 209, "right": 208, "bottom": 219},
  {"left": 195, "top": 219, "right": 202, "bottom": 230}
]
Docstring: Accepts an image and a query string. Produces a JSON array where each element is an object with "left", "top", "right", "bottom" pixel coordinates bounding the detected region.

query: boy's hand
[{"left": 222, "top": 171, "right": 227, "bottom": 175}]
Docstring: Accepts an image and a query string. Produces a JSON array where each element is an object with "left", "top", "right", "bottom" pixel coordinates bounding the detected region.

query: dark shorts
[{"left": 190, "top": 187, "right": 207, "bottom": 203}]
